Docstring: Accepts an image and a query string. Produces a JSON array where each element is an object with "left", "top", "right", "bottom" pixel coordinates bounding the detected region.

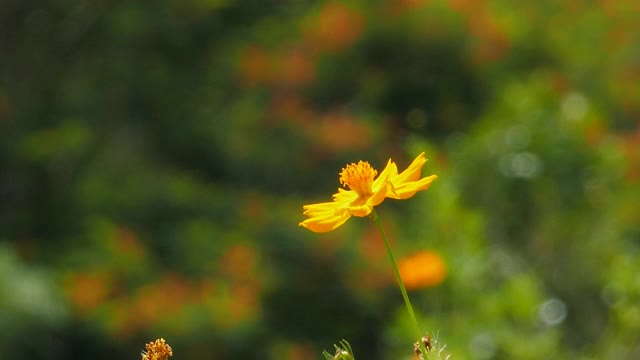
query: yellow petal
[
  {"left": 372, "top": 159, "right": 398, "bottom": 192},
  {"left": 388, "top": 174, "right": 437, "bottom": 199},
  {"left": 392, "top": 152, "right": 427, "bottom": 185},
  {"left": 299, "top": 209, "right": 351, "bottom": 232},
  {"left": 346, "top": 203, "right": 373, "bottom": 217},
  {"left": 367, "top": 179, "right": 388, "bottom": 207},
  {"left": 302, "top": 201, "right": 343, "bottom": 216},
  {"left": 332, "top": 188, "right": 359, "bottom": 202}
]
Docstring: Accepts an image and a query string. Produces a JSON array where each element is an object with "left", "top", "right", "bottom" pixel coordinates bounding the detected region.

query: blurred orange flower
[
  {"left": 304, "top": 2, "right": 364, "bottom": 53},
  {"left": 65, "top": 272, "right": 111, "bottom": 313},
  {"left": 398, "top": 251, "right": 447, "bottom": 290},
  {"left": 275, "top": 49, "right": 316, "bottom": 87},
  {"left": 133, "top": 273, "right": 193, "bottom": 326},
  {"left": 239, "top": 46, "right": 273, "bottom": 87},
  {"left": 287, "top": 343, "right": 316, "bottom": 360},
  {"left": 313, "top": 112, "right": 373, "bottom": 152},
  {"left": 221, "top": 244, "right": 257, "bottom": 281},
  {"left": 300, "top": 152, "right": 437, "bottom": 232}
]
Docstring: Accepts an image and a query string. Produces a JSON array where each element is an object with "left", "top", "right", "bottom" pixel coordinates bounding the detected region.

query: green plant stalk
[{"left": 371, "top": 209, "right": 428, "bottom": 358}]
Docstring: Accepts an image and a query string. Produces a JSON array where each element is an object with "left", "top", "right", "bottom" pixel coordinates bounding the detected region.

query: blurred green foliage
[{"left": 1, "top": 0, "right": 640, "bottom": 359}]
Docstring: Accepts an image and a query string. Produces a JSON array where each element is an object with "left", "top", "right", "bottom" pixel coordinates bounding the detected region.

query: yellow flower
[
  {"left": 300, "top": 152, "right": 437, "bottom": 232},
  {"left": 141, "top": 338, "right": 173, "bottom": 360}
]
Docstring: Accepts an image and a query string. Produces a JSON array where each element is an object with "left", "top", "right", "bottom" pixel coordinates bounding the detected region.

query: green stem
[{"left": 371, "top": 208, "right": 428, "bottom": 358}]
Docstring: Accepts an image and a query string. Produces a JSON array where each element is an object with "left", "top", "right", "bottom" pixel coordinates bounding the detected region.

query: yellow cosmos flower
[{"left": 300, "top": 152, "right": 437, "bottom": 232}]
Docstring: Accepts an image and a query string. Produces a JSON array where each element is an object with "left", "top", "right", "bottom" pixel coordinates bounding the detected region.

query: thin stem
[{"left": 370, "top": 208, "right": 428, "bottom": 358}]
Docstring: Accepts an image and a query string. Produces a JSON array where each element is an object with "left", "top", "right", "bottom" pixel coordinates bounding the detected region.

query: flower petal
[
  {"left": 346, "top": 203, "right": 373, "bottom": 217},
  {"left": 303, "top": 201, "right": 343, "bottom": 216},
  {"left": 299, "top": 208, "right": 351, "bottom": 232},
  {"left": 372, "top": 159, "right": 398, "bottom": 192},
  {"left": 332, "top": 188, "right": 359, "bottom": 202},
  {"left": 388, "top": 174, "right": 437, "bottom": 199},
  {"left": 392, "top": 152, "right": 427, "bottom": 185},
  {"left": 368, "top": 179, "right": 388, "bottom": 207}
]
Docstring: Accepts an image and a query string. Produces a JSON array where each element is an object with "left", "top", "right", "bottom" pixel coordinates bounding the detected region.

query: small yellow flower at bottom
[
  {"left": 141, "top": 338, "right": 173, "bottom": 360},
  {"left": 300, "top": 152, "right": 437, "bottom": 232}
]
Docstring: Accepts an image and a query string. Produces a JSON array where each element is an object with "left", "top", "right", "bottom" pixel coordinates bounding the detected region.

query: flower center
[{"left": 339, "top": 161, "right": 377, "bottom": 197}]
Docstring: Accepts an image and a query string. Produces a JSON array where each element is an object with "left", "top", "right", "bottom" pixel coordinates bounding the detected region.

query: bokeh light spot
[
  {"left": 538, "top": 298, "right": 567, "bottom": 327},
  {"left": 499, "top": 152, "right": 542, "bottom": 178}
]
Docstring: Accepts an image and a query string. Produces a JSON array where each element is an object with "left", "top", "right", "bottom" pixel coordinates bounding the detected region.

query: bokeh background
[{"left": 1, "top": 0, "right": 640, "bottom": 359}]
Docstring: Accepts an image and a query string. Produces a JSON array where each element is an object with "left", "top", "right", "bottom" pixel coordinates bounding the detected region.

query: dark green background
[{"left": 1, "top": 0, "right": 639, "bottom": 359}]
